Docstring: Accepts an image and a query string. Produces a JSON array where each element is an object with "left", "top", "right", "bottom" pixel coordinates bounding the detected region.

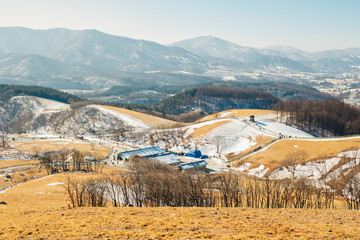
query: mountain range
[{"left": 0, "top": 27, "right": 359, "bottom": 90}]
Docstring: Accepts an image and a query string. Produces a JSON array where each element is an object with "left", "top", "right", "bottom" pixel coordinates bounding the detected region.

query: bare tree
[
  {"left": 39, "top": 155, "right": 53, "bottom": 175},
  {"left": 211, "top": 135, "right": 226, "bottom": 157},
  {"left": 282, "top": 150, "right": 309, "bottom": 178},
  {"left": 72, "top": 150, "right": 84, "bottom": 171},
  {"left": 0, "top": 134, "right": 7, "bottom": 148},
  {"left": 57, "top": 150, "right": 70, "bottom": 171}
]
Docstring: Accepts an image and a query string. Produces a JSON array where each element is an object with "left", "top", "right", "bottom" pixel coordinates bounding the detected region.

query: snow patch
[
  {"left": 237, "top": 162, "right": 252, "bottom": 171},
  {"left": 248, "top": 165, "right": 269, "bottom": 178},
  {"left": 47, "top": 182, "right": 64, "bottom": 186}
]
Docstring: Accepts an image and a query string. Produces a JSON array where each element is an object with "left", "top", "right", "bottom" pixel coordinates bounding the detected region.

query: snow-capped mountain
[
  {"left": 0, "top": 27, "right": 359, "bottom": 90},
  {"left": 170, "top": 35, "right": 262, "bottom": 63}
]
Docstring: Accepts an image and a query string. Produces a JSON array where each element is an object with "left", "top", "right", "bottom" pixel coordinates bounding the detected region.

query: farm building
[
  {"left": 146, "top": 153, "right": 181, "bottom": 166},
  {"left": 118, "top": 146, "right": 165, "bottom": 161},
  {"left": 178, "top": 160, "right": 208, "bottom": 172},
  {"left": 186, "top": 149, "right": 202, "bottom": 158}
]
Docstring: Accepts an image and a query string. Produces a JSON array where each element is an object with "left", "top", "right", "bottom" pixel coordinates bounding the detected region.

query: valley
[
  {"left": 0, "top": 26, "right": 359, "bottom": 239},
  {"left": 0, "top": 90, "right": 358, "bottom": 239}
]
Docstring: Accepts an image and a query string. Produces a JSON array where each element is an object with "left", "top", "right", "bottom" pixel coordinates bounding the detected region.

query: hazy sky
[{"left": 0, "top": 0, "right": 359, "bottom": 51}]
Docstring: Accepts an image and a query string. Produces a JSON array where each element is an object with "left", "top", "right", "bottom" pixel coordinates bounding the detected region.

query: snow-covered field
[
  {"left": 253, "top": 120, "right": 314, "bottom": 138},
  {"left": 181, "top": 115, "right": 313, "bottom": 159},
  {"left": 196, "top": 119, "right": 270, "bottom": 156}
]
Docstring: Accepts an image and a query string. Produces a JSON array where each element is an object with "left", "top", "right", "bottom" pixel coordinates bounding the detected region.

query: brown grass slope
[
  {"left": 0, "top": 170, "right": 359, "bottom": 239},
  {"left": 10, "top": 140, "right": 111, "bottom": 159},
  {"left": 100, "top": 105, "right": 182, "bottom": 128},
  {"left": 235, "top": 137, "right": 360, "bottom": 171}
]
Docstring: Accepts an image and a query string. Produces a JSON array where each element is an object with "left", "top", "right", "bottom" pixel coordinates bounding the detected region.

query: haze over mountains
[{"left": 0, "top": 27, "right": 359, "bottom": 90}]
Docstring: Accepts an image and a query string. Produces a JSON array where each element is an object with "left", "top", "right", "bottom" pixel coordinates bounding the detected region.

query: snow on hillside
[
  {"left": 204, "top": 119, "right": 270, "bottom": 155},
  {"left": 95, "top": 105, "right": 150, "bottom": 129},
  {"left": 181, "top": 119, "right": 272, "bottom": 157},
  {"left": 253, "top": 120, "right": 315, "bottom": 138},
  {"left": 181, "top": 116, "right": 313, "bottom": 159},
  {"left": 268, "top": 149, "right": 360, "bottom": 182},
  {"left": 32, "top": 97, "right": 69, "bottom": 112},
  {"left": 235, "top": 149, "right": 360, "bottom": 182}
]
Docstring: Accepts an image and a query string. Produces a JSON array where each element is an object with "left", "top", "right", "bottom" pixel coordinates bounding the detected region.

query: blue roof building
[
  {"left": 118, "top": 146, "right": 165, "bottom": 161},
  {"left": 178, "top": 160, "right": 208, "bottom": 171},
  {"left": 186, "top": 149, "right": 202, "bottom": 158}
]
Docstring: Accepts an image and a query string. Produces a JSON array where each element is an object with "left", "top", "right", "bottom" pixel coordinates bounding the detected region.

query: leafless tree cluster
[
  {"left": 65, "top": 157, "right": 337, "bottom": 209},
  {"left": 149, "top": 129, "right": 187, "bottom": 150},
  {"left": 212, "top": 173, "right": 335, "bottom": 209},
  {"left": 275, "top": 99, "right": 360, "bottom": 136},
  {"left": 328, "top": 152, "right": 360, "bottom": 210},
  {"left": 281, "top": 150, "right": 309, "bottom": 178},
  {"left": 39, "top": 150, "right": 103, "bottom": 174},
  {"left": 65, "top": 176, "right": 108, "bottom": 207}
]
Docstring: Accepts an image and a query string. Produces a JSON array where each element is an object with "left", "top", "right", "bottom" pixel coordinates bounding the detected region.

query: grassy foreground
[
  {"left": 0, "top": 171, "right": 359, "bottom": 239},
  {"left": 1, "top": 206, "right": 359, "bottom": 239}
]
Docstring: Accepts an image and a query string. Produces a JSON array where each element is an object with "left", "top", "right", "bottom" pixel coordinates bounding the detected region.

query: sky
[{"left": 0, "top": 0, "right": 359, "bottom": 52}]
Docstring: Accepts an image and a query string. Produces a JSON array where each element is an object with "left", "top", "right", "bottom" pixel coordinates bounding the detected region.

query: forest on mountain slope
[
  {"left": 276, "top": 98, "right": 360, "bottom": 136},
  {"left": 0, "top": 84, "right": 82, "bottom": 104},
  {"left": 153, "top": 86, "right": 279, "bottom": 115}
]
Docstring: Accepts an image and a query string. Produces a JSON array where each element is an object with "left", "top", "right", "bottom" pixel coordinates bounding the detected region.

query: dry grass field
[
  {"left": 0, "top": 167, "right": 47, "bottom": 193},
  {"left": 100, "top": 105, "right": 182, "bottom": 128},
  {"left": 235, "top": 137, "right": 360, "bottom": 170},
  {"left": 0, "top": 160, "right": 38, "bottom": 169},
  {"left": 10, "top": 140, "right": 111, "bottom": 159},
  {"left": 0, "top": 169, "right": 359, "bottom": 239}
]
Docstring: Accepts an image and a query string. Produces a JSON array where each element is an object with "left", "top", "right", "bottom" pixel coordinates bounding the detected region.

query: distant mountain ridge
[
  {"left": 171, "top": 36, "right": 360, "bottom": 72},
  {"left": 0, "top": 27, "right": 359, "bottom": 90}
]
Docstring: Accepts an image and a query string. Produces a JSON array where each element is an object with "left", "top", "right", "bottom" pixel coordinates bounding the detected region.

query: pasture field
[
  {"left": 10, "top": 140, "right": 111, "bottom": 159},
  {"left": 0, "top": 160, "right": 38, "bottom": 169},
  {"left": 235, "top": 137, "right": 360, "bottom": 170},
  {"left": 100, "top": 105, "right": 182, "bottom": 128},
  {"left": 0, "top": 170, "right": 359, "bottom": 239}
]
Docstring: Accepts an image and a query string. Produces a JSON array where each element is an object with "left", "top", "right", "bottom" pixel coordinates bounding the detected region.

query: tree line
[
  {"left": 275, "top": 98, "right": 360, "bottom": 136},
  {"left": 153, "top": 86, "right": 279, "bottom": 115},
  {"left": 214, "top": 81, "right": 333, "bottom": 100},
  {"left": 39, "top": 149, "right": 103, "bottom": 174},
  {"left": 65, "top": 157, "right": 360, "bottom": 209},
  {"left": 0, "top": 84, "right": 82, "bottom": 104}
]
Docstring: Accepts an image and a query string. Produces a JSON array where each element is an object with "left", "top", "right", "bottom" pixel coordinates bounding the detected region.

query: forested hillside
[
  {"left": 0, "top": 84, "right": 82, "bottom": 104},
  {"left": 276, "top": 99, "right": 360, "bottom": 136},
  {"left": 154, "top": 86, "right": 279, "bottom": 115},
  {"left": 214, "top": 81, "right": 333, "bottom": 100}
]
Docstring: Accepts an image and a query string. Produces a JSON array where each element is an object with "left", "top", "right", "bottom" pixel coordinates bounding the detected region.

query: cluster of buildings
[{"left": 117, "top": 146, "right": 208, "bottom": 172}]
